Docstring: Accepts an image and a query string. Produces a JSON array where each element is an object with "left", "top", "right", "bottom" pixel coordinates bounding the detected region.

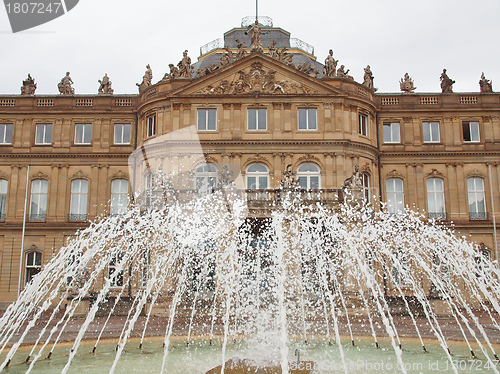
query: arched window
[
  {"left": 246, "top": 164, "right": 269, "bottom": 190},
  {"left": 194, "top": 164, "right": 218, "bottom": 193},
  {"left": 360, "top": 172, "right": 370, "bottom": 202},
  {"left": 145, "top": 173, "right": 155, "bottom": 191},
  {"left": 30, "top": 179, "right": 48, "bottom": 221},
  {"left": 427, "top": 178, "right": 446, "bottom": 220},
  {"left": 69, "top": 179, "right": 88, "bottom": 221},
  {"left": 0, "top": 179, "right": 7, "bottom": 221},
  {"left": 476, "top": 248, "right": 491, "bottom": 280},
  {"left": 25, "top": 251, "right": 42, "bottom": 284},
  {"left": 111, "top": 179, "right": 129, "bottom": 215},
  {"left": 108, "top": 252, "right": 124, "bottom": 287},
  {"left": 386, "top": 178, "right": 404, "bottom": 214},
  {"left": 297, "top": 163, "right": 320, "bottom": 190},
  {"left": 467, "top": 177, "right": 487, "bottom": 220},
  {"left": 392, "top": 249, "right": 409, "bottom": 286}
]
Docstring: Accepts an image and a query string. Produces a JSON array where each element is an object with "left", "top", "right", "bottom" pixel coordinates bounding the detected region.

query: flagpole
[{"left": 18, "top": 165, "right": 29, "bottom": 297}]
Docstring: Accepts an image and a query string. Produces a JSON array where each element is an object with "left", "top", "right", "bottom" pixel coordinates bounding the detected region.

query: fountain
[{"left": 1, "top": 129, "right": 500, "bottom": 374}]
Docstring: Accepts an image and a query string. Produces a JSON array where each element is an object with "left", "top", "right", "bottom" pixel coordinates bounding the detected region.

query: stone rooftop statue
[
  {"left": 246, "top": 20, "right": 264, "bottom": 54},
  {"left": 235, "top": 39, "right": 247, "bottom": 61},
  {"left": 337, "top": 65, "right": 353, "bottom": 80},
  {"left": 98, "top": 73, "right": 113, "bottom": 95},
  {"left": 400, "top": 73, "right": 416, "bottom": 94},
  {"left": 479, "top": 72, "right": 493, "bottom": 93},
  {"left": 440, "top": 69, "right": 455, "bottom": 93},
  {"left": 323, "top": 49, "right": 338, "bottom": 78},
  {"left": 268, "top": 40, "right": 278, "bottom": 60},
  {"left": 363, "top": 65, "right": 376, "bottom": 91},
  {"left": 178, "top": 50, "right": 193, "bottom": 78},
  {"left": 21, "top": 73, "right": 36, "bottom": 95},
  {"left": 58, "top": 72, "right": 75, "bottom": 95},
  {"left": 137, "top": 64, "right": 152, "bottom": 93}
]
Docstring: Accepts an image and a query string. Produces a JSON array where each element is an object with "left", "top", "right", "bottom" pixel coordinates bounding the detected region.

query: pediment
[{"left": 173, "top": 54, "right": 345, "bottom": 97}]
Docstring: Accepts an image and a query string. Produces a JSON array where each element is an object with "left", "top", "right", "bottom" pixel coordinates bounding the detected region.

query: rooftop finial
[{"left": 256, "top": 0, "right": 258, "bottom": 23}]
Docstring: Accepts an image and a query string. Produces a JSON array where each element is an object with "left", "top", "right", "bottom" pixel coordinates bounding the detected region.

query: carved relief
[
  {"left": 30, "top": 171, "right": 49, "bottom": 180},
  {"left": 386, "top": 169, "right": 404, "bottom": 179},
  {"left": 0, "top": 171, "right": 10, "bottom": 180},
  {"left": 196, "top": 62, "right": 320, "bottom": 95},
  {"left": 295, "top": 155, "right": 323, "bottom": 169},
  {"left": 70, "top": 170, "right": 89, "bottom": 180},
  {"left": 110, "top": 170, "right": 128, "bottom": 180},
  {"left": 359, "top": 163, "right": 371, "bottom": 174},
  {"left": 244, "top": 154, "right": 271, "bottom": 169},
  {"left": 426, "top": 169, "right": 445, "bottom": 178},
  {"left": 464, "top": 169, "right": 485, "bottom": 179}
]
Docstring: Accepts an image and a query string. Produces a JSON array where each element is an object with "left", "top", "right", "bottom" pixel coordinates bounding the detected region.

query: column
[
  {"left": 415, "top": 164, "right": 425, "bottom": 211},
  {"left": 455, "top": 163, "right": 467, "bottom": 220},
  {"left": 324, "top": 153, "right": 335, "bottom": 188},
  {"left": 446, "top": 163, "right": 459, "bottom": 221},
  {"left": 48, "top": 164, "right": 60, "bottom": 219},
  {"left": 334, "top": 154, "right": 344, "bottom": 187},
  {"left": 9, "top": 164, "right": 22, "bottom": 220}
]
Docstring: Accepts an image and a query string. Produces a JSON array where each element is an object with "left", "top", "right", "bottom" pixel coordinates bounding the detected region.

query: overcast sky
[{"left": 1, "top": 0, "right": 499, "bottom": 95}]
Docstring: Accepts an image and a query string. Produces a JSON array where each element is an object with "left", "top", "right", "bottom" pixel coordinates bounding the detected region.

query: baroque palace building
[{"left": 0, "top": 17, "right": 499, "bottom": 307}]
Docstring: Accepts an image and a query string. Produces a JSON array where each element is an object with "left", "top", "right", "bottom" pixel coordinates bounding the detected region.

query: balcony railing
[
  {"left": 28, "top": 214, "right": 46, "bottom": 222},
  {"left": 428, "top": 212, "right": 448, "bottom": 221},
  {"left": 67, "top": 214, "right": 88, "bottom": 222},
  {"left": 470, "top": 212, "right": 489, "bottom": 221},
  {"left": 138, "top": 188, "right": 344, "bottom": 210}
]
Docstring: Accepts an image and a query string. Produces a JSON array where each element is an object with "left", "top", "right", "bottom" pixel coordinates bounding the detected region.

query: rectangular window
[
  {"left": 298, "top": 108, "right": 317, "bottom": 130},
  {"left": 197, "top": 109, "right": 217, "bottom": 131},
  {"left": 147, "top": 115, "right": 156, "bottom": 137},
  {"left": 383, "top": 122, "right": 400, "bottom": 143},
  {"left": 74, "top": 124, "right": 92, "bottom": 144},
  {"left": 114, "top": 124, "right": 131, "bottom": 144},
  {"left": 423, "top": 122, "right": 440, "bottom": 143},
  {"left": 0, "top": 124, "right": 13, "bottom": 144},
  {"left": 358, "top": 114, "right": 368, "bottom": 136},
  {"left": 35, "top": 124, "right": 52, "bottom": 145},
  {"left": 248, "top": 108, "right": 267, "bottom": 130},
  {"left": 463, "top": 121, "right": 480, "bottom": 142}
]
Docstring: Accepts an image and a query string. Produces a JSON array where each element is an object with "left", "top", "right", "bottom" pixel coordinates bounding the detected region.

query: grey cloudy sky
[{"left": 1, "top": 0, "right": 499, "bottom": 95}]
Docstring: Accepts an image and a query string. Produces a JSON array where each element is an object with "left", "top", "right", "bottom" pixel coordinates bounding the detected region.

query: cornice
[
  {"left": 380, "top": 151, "right": 500, "bottom": 158},
  {"left": 0, "top": 153, "right": 130, "bottom": 159},
  {"left": 137, "top": 139, "right": 380, "bottom": 155}
]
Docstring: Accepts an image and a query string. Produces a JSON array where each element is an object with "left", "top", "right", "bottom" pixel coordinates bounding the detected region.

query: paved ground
[{"left": 2, "top": 310, "right": 500, "bottom": 349}]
